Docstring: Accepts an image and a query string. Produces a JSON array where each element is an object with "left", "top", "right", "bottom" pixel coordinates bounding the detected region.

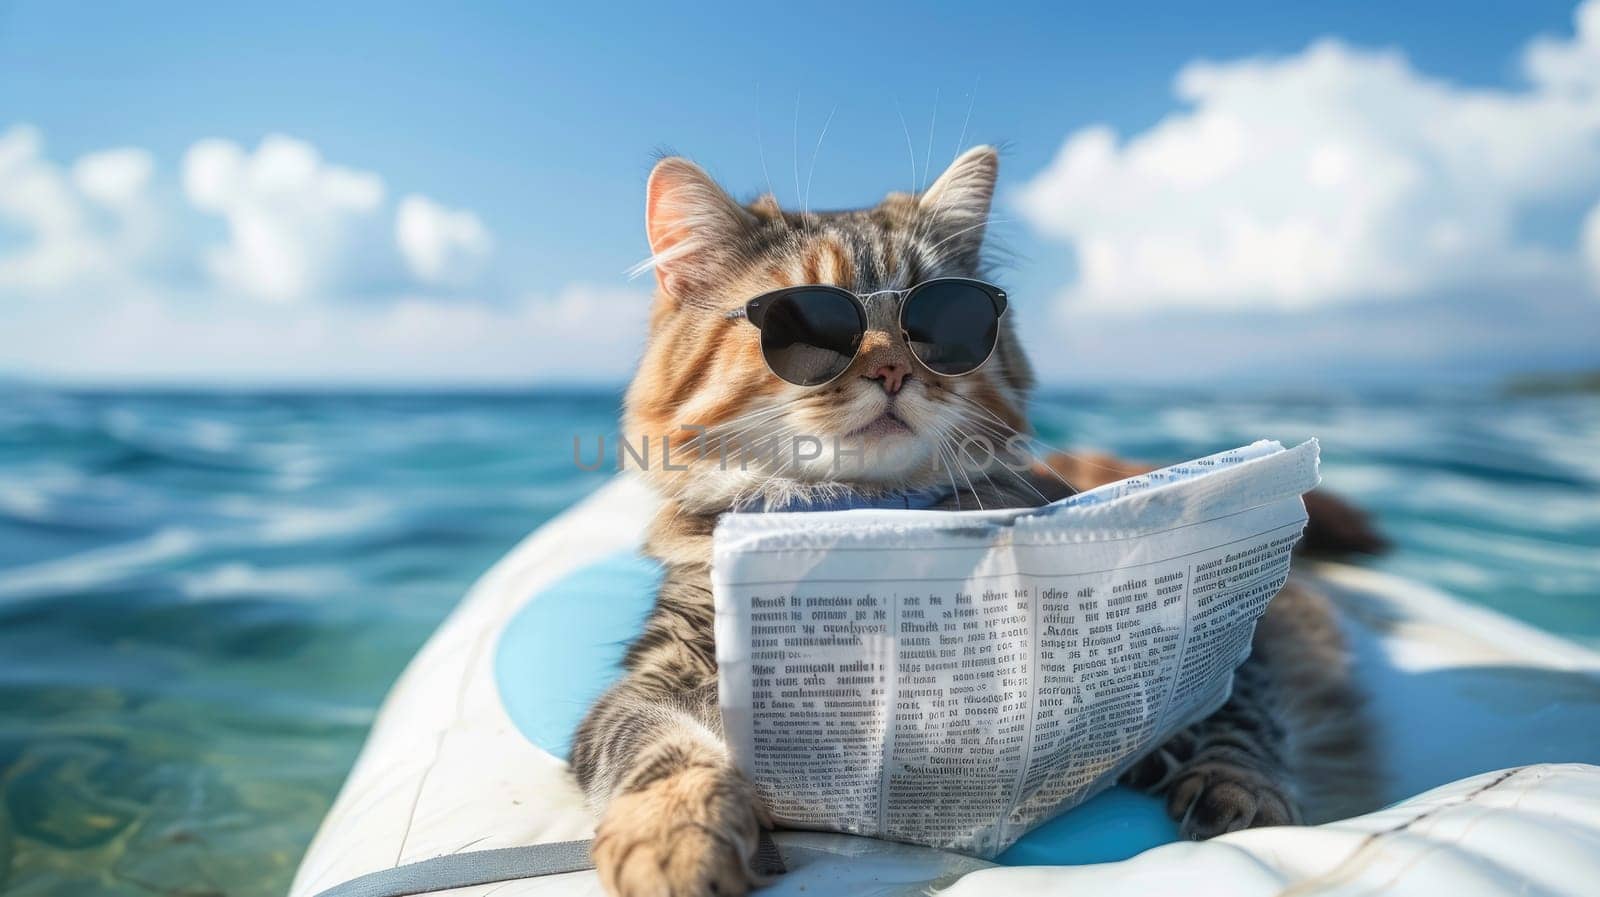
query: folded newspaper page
[{"left": 712, "top": 439, "right": 1320, "bottom": 857}]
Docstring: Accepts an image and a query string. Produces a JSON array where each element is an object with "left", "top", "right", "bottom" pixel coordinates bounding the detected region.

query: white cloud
[
  {"left": 0, "top": 125, "right": 159, "bottom": 291},
  {"left": 364, "top": 285, "right": 647, "bottom": 376},
  {"left": 396, "top": 195, "right": 493, "bottom": 287},
  {"left": 182, "top": 134, "right": 389, "bottom": 303},
  {"left": 0, "top": 124, "right": 641, "bottom": 384},
  {"left": 0, "top": 284, "right": 650, "bottom": 384},
  {"left": 1017, "top": 0, "right": 1600, "bottom": 312},
  {"left": 3, "top": 127, "right": 499, "bottom": 307},
  {"left": 1584, "top": 202, "right": 1600, "bottom": 291},
  {"left": 72, "top": 147, "right": 155, "bottom": 208},
  {"left": 1525, "top": 0, "right": 1600, "bottom": 93}
]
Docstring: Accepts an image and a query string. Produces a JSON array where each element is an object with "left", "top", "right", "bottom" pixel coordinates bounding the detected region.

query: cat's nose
[{"left": 866, "top": 363, "right": 908, "bottom": 395}]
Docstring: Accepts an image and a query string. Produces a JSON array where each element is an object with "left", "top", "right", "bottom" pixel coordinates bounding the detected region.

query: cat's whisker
[
  {"left": 736, "top": 417, "right": 803, "bottom": 465},
  {"left": 926, "top": 216, "right": 1008, "bottom": 255},
  {"left": 911, "top": 85, "right": 979, "bottom": 248},
  {"left": 734, "top": 423, "right": 824, "bottom": 504},
  {"left": 910, "top": 94, "right": 949, "bottom": 249},
  {"left": 912, "top": 184, "right": 980, "bottom": 256},
  {"left": 952, "top": 80, "right": 978, "bottom": 175},
  {"left": 934, "top": 434, "right": 979, "bottom": 511},
  {"left": 792, "top": 90, "right": 803, "bottom": 215},
  {"left": 700, "top": 401, "right": 801, "bottom": 444},
  {"left": 956, "top": 432, "right": 1022, "bottom": 508},
  {"left": 668, "top": 411, "right": 793, "bottom": 481},
  {"left": 706, "top": 408, "right": 790, "bottom": 446},
  {"left": 928, "top": 395, "right": 1083, "bottom": 495},
  {"left": 946, "top": 409, "right": 1062, "bottom": 474},
  {"left": 942, "top": 438, "right": 984, "bottom": 510},
  {"left": 920, "top": 89, "right": 940, "bottom": 193},
  {"left": 929, "top": 385, "right": 1135, "bottom": 482},
  {"left": 723, "top": 425, "right": 798, "bottom": 474},
  {"left": 947, "top": 421, "right": 1053, "bottom": 507},
  {"left": 894, "top": 97, "right": 919, "bottom": 197},
  {"left": 804, "top": 104, "right": 837, "bottom": 219},
  {"left": 933, "top": 443, "right": 963, "bottom": 511},
  {"left": 939, "top": 395, "right": 1035, "bottom": 451},
  {"left": 753, "top": 82, "right": 777, "bottom": 207},
  {"left": 923, "top": 407, "right": 984, "bottom": 500}
]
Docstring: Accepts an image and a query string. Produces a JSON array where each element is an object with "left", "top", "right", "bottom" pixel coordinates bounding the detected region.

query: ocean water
[{"left": 0, "top": 386, "right": 1596, "bottom": 896}]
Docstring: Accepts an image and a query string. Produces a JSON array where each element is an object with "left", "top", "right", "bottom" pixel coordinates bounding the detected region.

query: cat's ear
[
  {"left": 643, "top": 157, "right": 755, "bottom": 301},
  {"left": 917, "top": 145, "right": 998, "bottom": 260}
]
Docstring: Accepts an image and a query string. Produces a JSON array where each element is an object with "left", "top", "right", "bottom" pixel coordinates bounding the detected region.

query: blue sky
[{"left": 2, "top": 0, "right": 1598, "bottom": 386}]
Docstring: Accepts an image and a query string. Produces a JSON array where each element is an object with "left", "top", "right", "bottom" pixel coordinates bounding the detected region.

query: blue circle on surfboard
[{"left": 492, "top": 552, "right": 1180, "bottom": 866}]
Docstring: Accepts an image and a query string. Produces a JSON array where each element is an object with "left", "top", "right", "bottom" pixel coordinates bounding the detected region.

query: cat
[{"left": 570, "top": 146, "right": 1380, "bottom": 897}]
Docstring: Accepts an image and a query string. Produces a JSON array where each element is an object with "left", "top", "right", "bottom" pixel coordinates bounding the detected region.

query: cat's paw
[
  {"left": 593, "top": 764, "right": 766, "bottom": 897},
  {"left": 1167, "top": 761, "right": 1300, "bottom": 840}
]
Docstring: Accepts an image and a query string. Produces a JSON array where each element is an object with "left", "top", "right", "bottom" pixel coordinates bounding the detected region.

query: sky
[{"left": 2, "top": 0, "right": 1599, "bottom": 387}]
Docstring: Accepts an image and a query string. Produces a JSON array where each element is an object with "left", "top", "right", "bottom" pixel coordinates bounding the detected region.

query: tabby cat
[{"left": 571, "top": 147, "right": 1378, "bottom": 897}]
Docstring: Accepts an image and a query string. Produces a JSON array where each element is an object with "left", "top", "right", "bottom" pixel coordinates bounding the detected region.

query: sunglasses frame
[{"left": 734, "top": 277, "right": 1009, "bottom": 387}]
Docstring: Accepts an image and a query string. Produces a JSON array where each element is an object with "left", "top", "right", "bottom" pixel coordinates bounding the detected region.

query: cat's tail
[{"left": 1298, "top": 490, "right": 1389, "bottom": 557}]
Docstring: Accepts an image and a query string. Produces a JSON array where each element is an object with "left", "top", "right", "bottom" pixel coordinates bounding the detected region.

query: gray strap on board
[{"left": 310, "top": 832, "right": 786, "bottom": 897}]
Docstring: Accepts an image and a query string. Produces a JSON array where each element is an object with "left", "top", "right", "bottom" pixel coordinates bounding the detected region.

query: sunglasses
[{"left": 729, "top": 278, "right": 1009, "bottom": 387}]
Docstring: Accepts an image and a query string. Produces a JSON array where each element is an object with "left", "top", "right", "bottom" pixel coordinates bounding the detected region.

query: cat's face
[{"left": 624, "top": 147, "right": 1034, "bottom": 512}]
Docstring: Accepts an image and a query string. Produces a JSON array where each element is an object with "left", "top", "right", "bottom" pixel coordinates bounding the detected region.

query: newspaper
[{"left": 712, "top": 439, "right": 1320, "bottom": 857}]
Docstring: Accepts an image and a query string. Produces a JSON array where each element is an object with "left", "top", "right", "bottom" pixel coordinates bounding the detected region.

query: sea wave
[{"left": 0, "top": 385, "right": 1594, "bottom": 897}]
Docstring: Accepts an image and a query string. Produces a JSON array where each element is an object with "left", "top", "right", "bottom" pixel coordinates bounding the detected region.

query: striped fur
[{"left": 570, "top": 148, "right": 1375, "bottom": 896}]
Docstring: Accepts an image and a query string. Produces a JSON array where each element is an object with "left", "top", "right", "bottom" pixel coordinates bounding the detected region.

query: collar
[{"left": 734, "top": 485, "right": 953, "bottom": 513}]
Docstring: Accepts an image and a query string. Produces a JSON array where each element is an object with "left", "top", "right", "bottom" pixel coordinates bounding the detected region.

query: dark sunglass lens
[
  {"left": 760, "top": 290, "right": 864, "bottom": 386},
  {"left": 902, "top": 282, "right": 1001, "bottom": 375}
]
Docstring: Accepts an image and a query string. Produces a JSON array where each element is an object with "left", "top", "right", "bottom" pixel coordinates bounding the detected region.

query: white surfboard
[{"left": 289, "top": 475, "right": 1600, "bottom": 897}]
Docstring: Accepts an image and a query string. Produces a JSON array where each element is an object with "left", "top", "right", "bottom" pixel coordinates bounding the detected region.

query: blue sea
[{"left": 0, "top": 386, "right": 1596, "bottom": 896}]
